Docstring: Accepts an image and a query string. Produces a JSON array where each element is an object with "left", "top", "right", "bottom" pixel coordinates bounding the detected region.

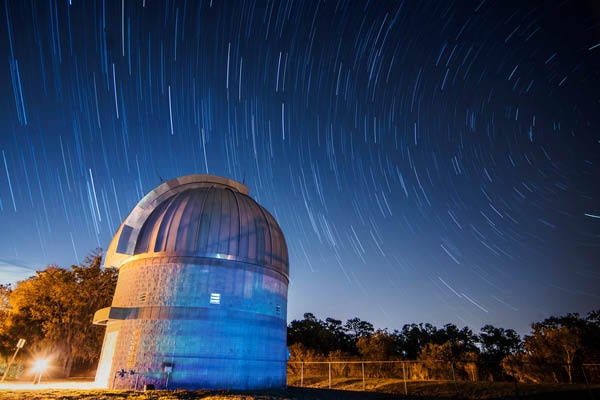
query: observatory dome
[
  {"left": 104, "top": 174, "right": 288, "bottom": 279},
  {"left": 94, "top": 175, "right": 289, "bottom": 390}
]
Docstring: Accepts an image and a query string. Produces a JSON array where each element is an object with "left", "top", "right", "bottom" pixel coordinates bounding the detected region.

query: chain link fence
[{"left": 287, "top": 360, "right": 600, "bottom": 396}]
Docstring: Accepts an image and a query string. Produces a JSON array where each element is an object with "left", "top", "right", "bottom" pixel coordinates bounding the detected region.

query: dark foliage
[{"left": 288, "top": 310, "right": 599, "bottom": 383}]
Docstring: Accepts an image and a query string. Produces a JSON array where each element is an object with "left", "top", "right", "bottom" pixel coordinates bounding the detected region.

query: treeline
[
  {"left": 287, "top": 311, "right": 600, "bottom": 383},
  {"left": 0, "top": 251, "right": 117, "bottom": 378}
]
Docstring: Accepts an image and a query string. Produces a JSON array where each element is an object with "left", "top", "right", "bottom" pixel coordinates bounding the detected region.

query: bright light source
[
  {"left": 31, "top": 358, "right": 50, "bottom": 384},
  {"left": 32, "top": 358, "right": 49, "bottom": 374}
]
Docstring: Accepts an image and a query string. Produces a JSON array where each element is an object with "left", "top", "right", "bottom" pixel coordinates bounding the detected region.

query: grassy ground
[
  {"left": 0, "top": 389, "right": 289, "bottom": 400},
  {"left": 0, "top": 380, "right": 599, "bottom": 399},
  {"left": 291, "top": 377, "right": 600, "bottom": 399}
]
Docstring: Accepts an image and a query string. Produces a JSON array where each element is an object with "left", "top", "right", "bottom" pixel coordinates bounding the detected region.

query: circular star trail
[{"left": 0, "top": 0, "right": 598, "bottom": 334}]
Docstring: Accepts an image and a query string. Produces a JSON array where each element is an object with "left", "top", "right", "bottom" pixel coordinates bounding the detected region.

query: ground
[{"left": 0, "top": 380, "right": 599, "bottom": 400}]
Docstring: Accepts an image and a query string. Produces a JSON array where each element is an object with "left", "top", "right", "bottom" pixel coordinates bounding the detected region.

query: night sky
[{"left": 0, "top": 0, "right": 599, "bottom": 335}]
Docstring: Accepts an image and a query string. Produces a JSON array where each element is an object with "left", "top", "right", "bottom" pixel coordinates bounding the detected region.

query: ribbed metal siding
[{"left": 133, "top": 187, "right": 288, "bottom": 278}]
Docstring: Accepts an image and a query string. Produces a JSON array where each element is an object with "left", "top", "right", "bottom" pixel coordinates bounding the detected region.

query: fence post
[
  {"left": 328, "top": 362, "right": 332, "bottom": 389},
  {"left": 300, "top": 362, "right": 304, "bottom": 387},
  {"left": 362, "top": 362, "right": 365, "bottom": 391},
  {"left": 581, "top": 365, "right": 594, "bottom": 400},
  {"left": 402, "top": 361, "right": 408, "bottom": 396},
  {"left": 450, "top": 362, "right": 459, "bottom": 397}
]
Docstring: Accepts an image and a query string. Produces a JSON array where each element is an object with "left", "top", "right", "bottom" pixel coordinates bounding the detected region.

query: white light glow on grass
[{"left": 0, "top": 380, "right": 99, "bottom": 390}]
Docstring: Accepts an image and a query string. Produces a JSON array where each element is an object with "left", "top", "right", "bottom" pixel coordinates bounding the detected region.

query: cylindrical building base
[{"left": 95, "top": 256, "right": 288, "bottom": 390}]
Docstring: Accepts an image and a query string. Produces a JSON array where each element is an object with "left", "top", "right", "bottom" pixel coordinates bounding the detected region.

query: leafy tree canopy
[{"left": 0, "top": 250, "right": 117, "bottom": 378}]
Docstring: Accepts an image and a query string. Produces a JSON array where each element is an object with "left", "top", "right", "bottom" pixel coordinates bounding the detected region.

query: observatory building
[{"left": 93, "top": 175, "right": 289, "bottom": 390}]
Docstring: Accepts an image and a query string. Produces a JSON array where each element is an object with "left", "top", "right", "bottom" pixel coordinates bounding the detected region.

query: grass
[
  {"left": 0, "top": 389, "right": 292, "bottom": 400},
  {"left": 0, "top": 380, "right": 599, "bottom": 399},
  {"left": 290, "top": 377, "right": 600, "bottom": 399}
]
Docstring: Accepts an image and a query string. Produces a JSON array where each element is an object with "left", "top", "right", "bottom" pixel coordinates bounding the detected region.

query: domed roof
[{"left": 105, "top": 175, "right": 288, "bottom": 279}]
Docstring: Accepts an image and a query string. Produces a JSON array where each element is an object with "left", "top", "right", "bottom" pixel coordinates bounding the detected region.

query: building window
[
  {"left": 210, "top": 293, "right": 221, "bottom": 304},
  {"left": 139, "top": 292, "right": 147, "bottom": 302},
  {"left": 276, "top": 305, "right": 281, "bottom": 314}
]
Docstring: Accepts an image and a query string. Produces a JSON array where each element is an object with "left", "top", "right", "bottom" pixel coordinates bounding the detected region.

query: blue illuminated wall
[{"left": 104, "top": 256, "right": 287, "bottom": 389}]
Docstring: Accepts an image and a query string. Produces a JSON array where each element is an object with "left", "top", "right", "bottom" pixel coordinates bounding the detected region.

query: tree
[
  {"left": 325, "top": 317, "right": 354, "bottom": 354},
  {"left": 583, "top": 310, "right": 600, "bottom": 362},
  {"left": 288, "top": 342, "right": 322, "bottom": 362},
  {"left": 288, "top": 313, "right": 330, "bottom": 354},
  {"left": 479, "top": 325, "right": 522, "bottom": 358},
  {"left": 416, "top": 341, "right": 479, "bottom": 381},
  {"left": 396, "top": 323, "right": 438, "bottom": 359},
  {"left": 1, "top": 251, "right": 117, "bottom": 378},
  {"left": 68, "top": 253, "right": 119, "bottom": 370},
  {"left": 417, "top": 342, "right": 453, "bottom": 379},
  {"left": 356, "top": 330, "right": 396, "bottom": 360},
  {"left": 344, "top": 317, "right": 374, "bottom": 339},
  {"left": 0, "top": 284, "right": 9, "bottom": 310},
  {"left": 435, "top": 323, "right": 479, "bottom": 356},
  {"left": 502, "top": 312, "right": 597, "bottom": 383},
  {"left": 287, "top": 313, "right": 362, "bottom": 356},
  {"left": 0, "top": 284, "right": 14, "bottom": 361},
  {"left": 478, "top": 324, "right": 521, "bottom": 380}
]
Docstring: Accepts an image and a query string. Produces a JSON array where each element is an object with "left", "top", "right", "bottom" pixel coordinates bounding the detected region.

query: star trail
[{"left": 0, "top": 0, "right": 599, "bottom": 335}]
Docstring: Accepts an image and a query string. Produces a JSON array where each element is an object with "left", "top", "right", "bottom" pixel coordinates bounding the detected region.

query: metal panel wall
[{"left": 107, "top": 256, "right": 287, "bottom": 390}]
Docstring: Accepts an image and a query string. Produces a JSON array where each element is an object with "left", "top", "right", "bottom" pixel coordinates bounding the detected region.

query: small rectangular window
[
  {"left": 210, "top": 293, "right": 221, "bottom": 304},
  {"left": 139, "top": 292, "right": 147, "bottom": 302}
]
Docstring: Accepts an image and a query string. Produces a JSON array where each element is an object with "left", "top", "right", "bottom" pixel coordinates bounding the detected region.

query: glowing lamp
[{"left": 31, "top": 358, "right": 49, "bottom": 384}]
